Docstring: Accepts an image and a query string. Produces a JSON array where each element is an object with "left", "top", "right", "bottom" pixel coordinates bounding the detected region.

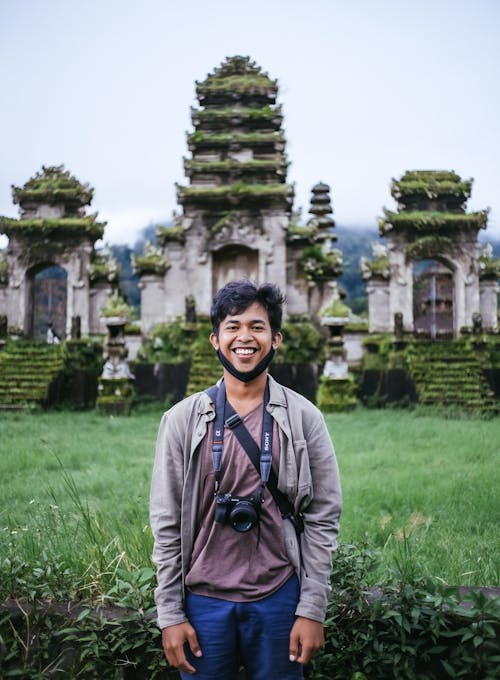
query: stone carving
[
  {"left": 185, "top": 295, "right": 197, "bottom": 324},
  {"left": 71, "top": 315, "right": 81, "bottom": 340},
  {"left": 394, "top": 312, "right": 404, "bottom": 340},
  {"left": 472, "top": 312, "right": 482, "bottom": 335},
  {"left": 0, "top": 315, "right": 7, "bottom": 338}
]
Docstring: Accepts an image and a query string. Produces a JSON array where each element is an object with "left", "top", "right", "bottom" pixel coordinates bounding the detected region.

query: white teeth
[{"left": 234, "top": 348, "right": 256, "bottom": 355}]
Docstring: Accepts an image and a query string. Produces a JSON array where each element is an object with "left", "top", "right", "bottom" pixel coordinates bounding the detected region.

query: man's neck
[{"left": 223, "top": 370, "right": 268, "bottom": 415}]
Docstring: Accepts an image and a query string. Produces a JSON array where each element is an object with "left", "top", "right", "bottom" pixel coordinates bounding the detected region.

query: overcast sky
[{"left": 1, "top": 0, "right": 499, "bottom": 247}]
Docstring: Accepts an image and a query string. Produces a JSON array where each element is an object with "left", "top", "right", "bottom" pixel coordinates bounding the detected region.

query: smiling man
[{"left": 150, "top": 280, "right": 342, "bottom": 680}]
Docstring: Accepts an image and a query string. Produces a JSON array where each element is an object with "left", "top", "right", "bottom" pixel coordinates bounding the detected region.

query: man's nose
[{"left": 237, "top": 328, "right": 253, "bottom": 341}]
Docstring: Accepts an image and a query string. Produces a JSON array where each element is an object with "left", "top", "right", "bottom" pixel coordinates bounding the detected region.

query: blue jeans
[{"left": 181, "top": 575, "right": 304, "bottom": 680}]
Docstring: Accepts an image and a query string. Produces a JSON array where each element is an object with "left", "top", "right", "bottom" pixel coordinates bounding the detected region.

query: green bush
[
  {"left": 136, "top": 320, "right": 191, "bottom": 364},
  {"left": 276, "top": 321, "right": 326, "bottom": 364},
  {"left": 1, "top": 543, "right": 498, "bottom": 679}
]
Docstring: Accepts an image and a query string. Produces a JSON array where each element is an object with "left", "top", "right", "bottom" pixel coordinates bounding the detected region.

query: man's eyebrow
[{"left": 222, "top": 317, "right": 267, "bottom": 325}]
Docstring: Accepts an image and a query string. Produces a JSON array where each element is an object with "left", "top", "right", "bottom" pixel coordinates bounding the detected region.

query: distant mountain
[
  {"left": 336, "top": 225, "right": 379, "bottom": 314},
  {"left": 110, "top": 222, "right": 168, "bottom": 312}
]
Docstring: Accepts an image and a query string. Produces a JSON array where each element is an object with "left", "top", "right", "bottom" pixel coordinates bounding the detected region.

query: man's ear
[
  {"left": 272, "top": 331, "right": 283, "bottom": 350},
  {"left": 209, "top": 332, "right": 219, "bottom": 350}
]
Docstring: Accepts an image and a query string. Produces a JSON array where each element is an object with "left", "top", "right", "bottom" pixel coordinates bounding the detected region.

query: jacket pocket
[
  {"left": 283, "top": 518, "right": 300, "bottom": 575},
  {"left": 292, "top": 439, "right": 313, "bottom": 509}
]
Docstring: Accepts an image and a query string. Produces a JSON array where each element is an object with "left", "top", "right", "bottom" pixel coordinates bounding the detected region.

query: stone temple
[
  {"left": 0, "top": 165, "right": 116, "bottom": 341},
  {"left": 134, "top": 56, "right": 341, "bottom": 333},
  {"left": 0, "top": 56, "right": 498, "bottom": 416}
]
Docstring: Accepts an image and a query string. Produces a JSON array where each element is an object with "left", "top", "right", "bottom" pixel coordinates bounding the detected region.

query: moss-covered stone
[
  {"left": 391, "top": 171, "right": 472, "bottom": 202},
  {"left": 12, "top": 165, "right": 93, "bottom": 206},
  {"left": 0, "top": 216, "right": 105, "bottom": 240},
  {"left": 187, "top": 131, "right": 284, "bottom": 147},
  {"left": 360, "top": 254, "right": 390, "bottom": 280},
  {"left": 379, "top": 210, "right": 488, "bottom": 235},
  {"left": 89, "top": 250, "right": 120, "bottom": 283},
  {"left": 136, "top": 320, "right": 192, "bottom": 364},
  {"left": 96, "top": 378, "right": 135, "bottom": 415},
  {"left": 275, "top": 321, "right": 325, "bottom": 364},
  {"left": 156, "top": 225, "right": 185, "bottom": 246},
  {"left": 405, "top": 235, "right": 455, "bottom": 260},
  {"left": 193, "top": 104, "right": 281, "bottom": 123},
  {"left": 404, "top": 340, "right": 498, "bottom": 413},
  {"left": 99, "top": 293, "right": 134, "bottom": 320},
  {"left": 301, "top": 245, "right": 342, "bottom": 281},
  {"left": 177, "top": 183, "right": 292, "bottom": 208},
  {"left": 316, "top": 375, "right": 358, "bottom": 412},
  {"left": 0, "top": 341, "right": 65, "bottom": 406},
  {"left": 132, "top": 242, "right": 169, "bottom": 276},
  {"left": 0, "top": 251, "right": 8, "bottom": 284},
  {"left": 195, "top": 56, "right": 277, "bottom": 98}
]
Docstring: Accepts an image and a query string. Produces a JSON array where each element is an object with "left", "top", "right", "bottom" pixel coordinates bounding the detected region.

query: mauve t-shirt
[{"left": 185, "top": 402, "right": 294, "bottom": 601}]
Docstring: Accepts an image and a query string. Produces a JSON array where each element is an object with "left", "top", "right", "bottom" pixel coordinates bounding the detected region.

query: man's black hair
[{"left": 210, "top": 280, "right": 286, "bottom": 337}]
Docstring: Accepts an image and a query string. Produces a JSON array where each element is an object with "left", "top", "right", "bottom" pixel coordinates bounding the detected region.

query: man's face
[{"left": 210, "top": 302, "right": 282, "bottom": 373}]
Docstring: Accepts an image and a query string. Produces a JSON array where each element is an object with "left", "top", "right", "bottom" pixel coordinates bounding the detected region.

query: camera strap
[{"left": 206, "top": 381, "right": 304, "bottom": 535}]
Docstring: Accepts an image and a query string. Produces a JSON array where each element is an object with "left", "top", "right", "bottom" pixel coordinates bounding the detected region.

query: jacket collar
[
  {"left": 197, "top": 373, "right": 287, "bottom": 413},
  {"left": 267, "top": 373, "right": 287, "bottom": 407}
]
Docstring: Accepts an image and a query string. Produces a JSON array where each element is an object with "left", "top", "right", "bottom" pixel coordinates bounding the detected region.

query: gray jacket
[{"left": 150, "top": 375, "right": 342, "bottom": 628}]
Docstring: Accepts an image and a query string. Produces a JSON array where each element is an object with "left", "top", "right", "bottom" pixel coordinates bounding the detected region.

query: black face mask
[{"left": 216, "top": 347, "right": 275, "bottom": 383}]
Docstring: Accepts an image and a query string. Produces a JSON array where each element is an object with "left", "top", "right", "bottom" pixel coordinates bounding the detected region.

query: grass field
[{"left": 1, "top": 405, "right": 499, "bottom": 604}]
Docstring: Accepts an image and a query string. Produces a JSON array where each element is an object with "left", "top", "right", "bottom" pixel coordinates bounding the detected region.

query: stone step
[
  {"left": 406, "top": 342, "right": 496, "bottom": 411},
  {"left": 0, "top": 344, "right": 65, "bottom": 405}
]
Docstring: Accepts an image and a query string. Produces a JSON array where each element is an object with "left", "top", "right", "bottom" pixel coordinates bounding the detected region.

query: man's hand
[
  {"left": 162, "top": 622, "right": 202, "bottom": 674},
  {"left": 289, "top": 616, "right": 324, "bottom": 665}
]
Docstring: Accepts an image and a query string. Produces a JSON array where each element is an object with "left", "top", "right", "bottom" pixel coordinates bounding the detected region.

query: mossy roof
[
  {"left": 391, "top": 172, "right": 473, "bottom": 202},
  {"left": 196, "top": 56, "right": 277, "bottom": 96},
  {"left": 192, "top": 104, "right": 282, "bottom": 122},
  {"left": 177, "top": 182, "right": 293, "bottom": 208},
  {"left": 0, "top": 216, "right": 105, "bottom": 240},
  {"left": 187, "top": 131, "right": 284, "bottom": 147},
  {"left": 12, "top": 165, "right": 93, "bottom": 206},
  {"left": 184, "top": 158, "right": 287, "bottom": 173},
  {"left": 379, "top": 209, "right": 488, "bottom": 235}
]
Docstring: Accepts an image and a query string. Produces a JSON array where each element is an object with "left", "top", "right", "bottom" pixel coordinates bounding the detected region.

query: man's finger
[
  {"left": 289, "top": 630, "right": 300, "bottom": 662},
  {"left": 187, "top": 627, "right": 202, "bottom": 658}
]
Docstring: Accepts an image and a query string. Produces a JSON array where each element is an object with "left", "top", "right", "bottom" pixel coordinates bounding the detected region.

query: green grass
[
  {"left": 326, "top": 409, "right": 500, "bottom": 586},
  {"left": 0, "top": 406, "right": 498, "bottom": 605}
]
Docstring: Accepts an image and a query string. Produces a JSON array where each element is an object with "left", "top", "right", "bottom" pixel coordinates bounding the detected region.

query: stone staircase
[
  {"left": 405, "top": 341, "right": 498, "bottom": 414},
  {"left": 186, "top": 337, "right": 223, "bottom": 396},
  {"left": 0, "top": 342, "right": 65, "bottom": 408}
]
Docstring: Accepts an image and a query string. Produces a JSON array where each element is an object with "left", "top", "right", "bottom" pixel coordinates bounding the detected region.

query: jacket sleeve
[
  {"left": 295, "top": 408, "right": 342, "bottom": 623},
  {"left": 149, "top": 410, "right": 189, "bottom": 629}
]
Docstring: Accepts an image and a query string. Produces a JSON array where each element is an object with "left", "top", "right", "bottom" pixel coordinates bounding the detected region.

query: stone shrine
[
  {"left": 361, "top": 170, "right": 499, "bottom": 337},
  {"left": 0, "top": 166, "right": 118, "bottom": 340}
]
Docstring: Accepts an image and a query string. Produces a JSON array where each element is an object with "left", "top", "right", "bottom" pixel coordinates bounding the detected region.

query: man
[{"left": 150, "top": 280, "right": 342, "bottom": 679}]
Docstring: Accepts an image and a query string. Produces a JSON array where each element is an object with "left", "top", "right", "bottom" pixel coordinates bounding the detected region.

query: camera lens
[{"left": 230, "top": 500, "right": 258, "bottom": 533}]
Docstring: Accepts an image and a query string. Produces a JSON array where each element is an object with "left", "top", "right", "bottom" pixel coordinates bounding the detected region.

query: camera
[{"left": 214, "top": 492, "right": 262, "bottom": 533}]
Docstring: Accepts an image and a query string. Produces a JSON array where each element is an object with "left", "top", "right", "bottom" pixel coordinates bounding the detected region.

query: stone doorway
[
  {"left": 212, "top": 246, "right": 258, "bottom": 296},
  {"left": 413, "top": 260, "right": 454, "bottom": 339},
  {"left": 28, "top": 264, "right": 68, "bottom": 342}
]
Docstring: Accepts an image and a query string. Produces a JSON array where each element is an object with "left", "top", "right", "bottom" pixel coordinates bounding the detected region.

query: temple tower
[
  {"left": 362, "top": 170, "right": 497, "bottom": 336},
  {"left": 138, "top": 56, "right": 294, "bottom": 331},
  {"left": 0, "top": 165, "right": 114, "bottom": 339},
  {"left": 286, "top": 182, "right": 342, "bottom": 317}
]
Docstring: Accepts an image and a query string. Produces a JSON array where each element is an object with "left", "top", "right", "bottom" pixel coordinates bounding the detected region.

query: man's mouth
[{"left": 232, "top": 347, "right": 258, "bottom": 356}]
